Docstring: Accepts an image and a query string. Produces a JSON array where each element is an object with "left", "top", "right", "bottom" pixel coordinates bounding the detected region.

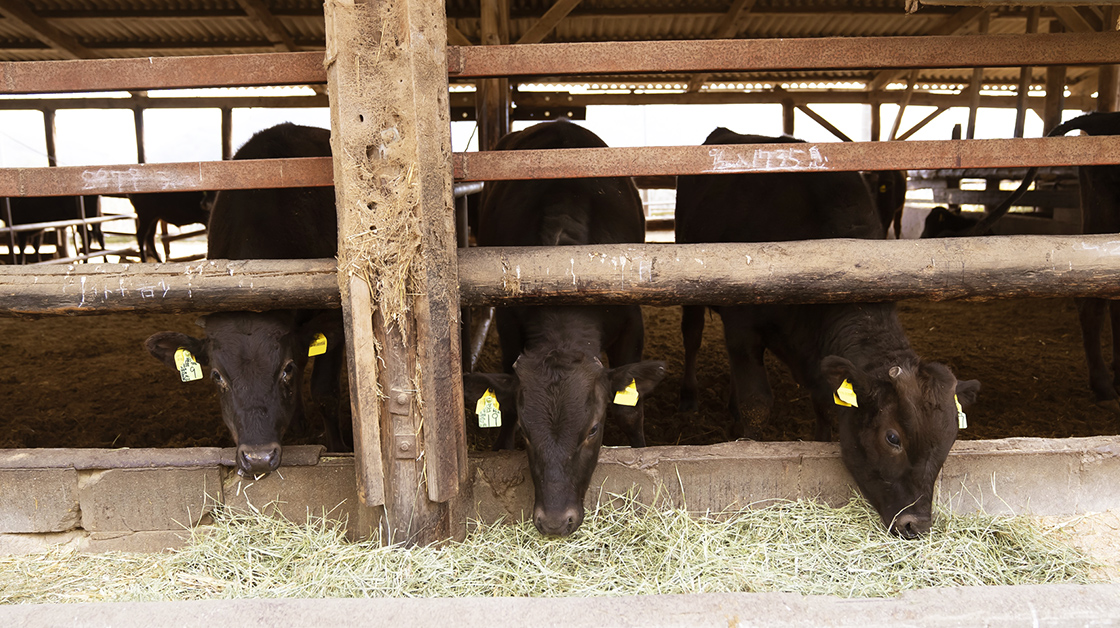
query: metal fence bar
[
  {"left": 0, "top": 157, "right": 332, "bottom": 197},
  {"left": 448, "top": 32, "right": 1120, "bottom": 78},
  {"left": 0, "top": 52, "right": 327, "bottom": 95},
  {"left": 454, "top": 135, "right": 1120, "bottom": 181}
]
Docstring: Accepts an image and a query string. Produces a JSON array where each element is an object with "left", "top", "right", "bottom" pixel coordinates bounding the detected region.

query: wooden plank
[
  {"left": 340, "top": 274, "right": 385, "bottom": 507},
  {"left": 456, "top": 235, "right": 1120, "bottom": 306},
  {"left": 515, "top": 0, "right": 582, "bottom": 45},
  {"left": 325, "top": 0, "right": 464, "bottom": 545},
  {"left": 454, "top": 135, "right": 1120, "bottom": 181},
  {"left": 0, "top": 258, "right": 338, "bottom": 316}
]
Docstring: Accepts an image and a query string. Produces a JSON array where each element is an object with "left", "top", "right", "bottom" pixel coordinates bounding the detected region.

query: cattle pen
[{"left": 1, "top": 0, "right": 1120, "bottom": 617}]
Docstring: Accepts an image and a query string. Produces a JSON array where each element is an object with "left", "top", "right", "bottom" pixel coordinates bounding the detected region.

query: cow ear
[
  {"left": 463, "top": 372, "right": 518, "bottom": 411},
  {"left": 955, "top": 379, "right": 981, "bottom": 407},
  {"left": 820, "top": 355, "right": 871, "bottom": 408},
  {"left": 145, "top": 331, "right": 208, "bottom": 369},
  {"left": 298, "top": 311, "right": 344, "bottom": 355},
  {"left": 608, "top": 360, "right": 667, "bottom": 400}
]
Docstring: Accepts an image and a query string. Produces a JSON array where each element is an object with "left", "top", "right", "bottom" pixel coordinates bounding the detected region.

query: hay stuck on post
[{"left": 0, "top": 493, "right": 1101, "bottom": 604}]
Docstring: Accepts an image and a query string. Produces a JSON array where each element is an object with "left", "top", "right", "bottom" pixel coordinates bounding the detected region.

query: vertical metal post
[
  {"left": 133, "top": 106, "right": 146, "bottom": 164},
  {"left": 221, "top": 107, "right": 234, "bottom": 161},
  {"left": 781, "top": 98, "right": 794, "bottom": 136},
  {"left": 42, "top": 108, "right": 57, "bottom": 167},
  {"left": 325, "top": 0, "right": 466, "bottom": 546}
]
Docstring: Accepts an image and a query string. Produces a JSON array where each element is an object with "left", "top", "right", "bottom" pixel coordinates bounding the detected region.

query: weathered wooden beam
[
  {"left": 326, "top": 0, "right": 465, "bottom": 546},
  {"left": 0, "top": 95, "right": 329, "bottom": 111},
  {"left": 895, "top": 106, "right": 948, "bottom": 141},
  {"left": 515, "top": 0, "right": 582, "bottom": 45},
  {"left": 0, "top": 258, "right": 338, "bottom": 316},
  {"left": 457, "top": 235, "right": 1120, "bottom": 306},
  {"left": 796, "top": 104, "right": 852, "bottom": 142},
  {"left": 0, "top": 0, "right": 99, "bottom": 60},
  {"left": 685, "top": 0, "right": 759, "bottom": 93}
]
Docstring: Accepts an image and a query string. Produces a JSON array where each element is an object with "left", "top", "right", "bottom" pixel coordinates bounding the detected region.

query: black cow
[
  {"left": 144, "top": 123, "right": 346, "bottom": 476},
  {"left": 921, "top": 206, "right": 990, "bottom": 238},
  {"left": 2, "top": 195, "right": 102, "bottom": 263},
  {"left": 967, "top": 111, "right": 1120, "bottom": 410},
  {"left": 128, "top": 191, "right": 211, "bottom": 262},
  {"left": 464, "top": 120, "right": 666, "bottom": 537},
  {"left": 863, "top": 170, "right": 908, "bottom": 238},
  {"left": 676, "top": 127, "right": 980, "bottom": 538}
]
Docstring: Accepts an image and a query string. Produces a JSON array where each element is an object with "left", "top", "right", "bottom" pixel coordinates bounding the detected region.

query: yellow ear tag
[
  {"left": 613, "top": 379, "right": 640, "bottom": 407},
  {"left": 833, "top": 379, "right": 858, "bottom": 407},
  {"left": 475, "top": 389, "right": 502, "bottom": 428},
  {"left": 174, "top": 348, "right": 203, "bottom": 383},
  {"left": 308, "top": 333, "right": 328, "bottom": 357},
  {"left": 955, "top": 395, "right": 967, "bottom": 429}
]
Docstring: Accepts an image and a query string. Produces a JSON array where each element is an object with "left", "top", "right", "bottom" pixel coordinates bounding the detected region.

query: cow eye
[
  {"left": 280, "top": 360, "right": 296, "bottom": 383},
  {"left": 885, "top": 430, "right": 901, "bottom": 448},
  {"left": 211, "top": 369, "right": 227, "bottom": 389},
  {"left": 587, "top": 423, "right": 600, "bottom": 438}
]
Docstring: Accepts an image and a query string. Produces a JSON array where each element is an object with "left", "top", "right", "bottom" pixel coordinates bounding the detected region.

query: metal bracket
[{"left": 393, "top": 434, "right": 417, "bottom": 459}]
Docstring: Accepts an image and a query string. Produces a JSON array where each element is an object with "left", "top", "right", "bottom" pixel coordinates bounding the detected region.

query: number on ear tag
[
  {"left": 475, "top": 389, "right": 502, "bottom": 428},
  {"left": 833, "top": 379, "right": 858, "bottom": 407},
  {"left": 308, "top": 333, "right": 328, "bottom": 357},
  {"left": 955, "top": 395, "right": 967, "bottom": 429},
  {"left": 613, "top": 379, "right": 639, "bottom": 407},
  {"left": 174, "top": 348, "right": 203, "bottom": 383}
]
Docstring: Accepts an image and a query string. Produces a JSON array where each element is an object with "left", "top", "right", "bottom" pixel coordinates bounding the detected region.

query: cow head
[
  {"left": 145, "top": 310, "right": 343, "bottom": 477},
  {"left": 466, "top": 352, "right": 665, "bottom": 537},
  {"left": 822, "top": 355, "right": 980, "bottom": 538}
]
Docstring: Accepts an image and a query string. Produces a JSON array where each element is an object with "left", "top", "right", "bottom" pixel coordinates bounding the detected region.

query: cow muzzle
[
  {"left": 533, "top": 504, "right": 584, "bottom": 537},
  {"left": 890, "top": 512, "right": 931, "bottom": 539},
  {"left": 236, "top": 442, "right": 282, "bottom": 477}
]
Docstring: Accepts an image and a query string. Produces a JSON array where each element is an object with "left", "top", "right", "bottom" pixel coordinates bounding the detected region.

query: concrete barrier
[{"left": 2, "top": 436, "right": 1118, "bottom": 553}]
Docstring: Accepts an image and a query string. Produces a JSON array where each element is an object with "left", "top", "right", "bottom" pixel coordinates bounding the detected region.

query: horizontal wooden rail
[
  {"left": 7, "top": 235, "right": 1120, "bottom": 315},
  {"left": 0, "top": 258, "right": 338, "bottom": 316},
  {"left": 454, "top": 136, "right": 1120, "bottom": 181},
  {"left": 0, "top": 157, "right": 332, "bottom": 197},
  {"left": 448, "top": 32, "right": 1120, "bottom": 78},
  {"left": 0, "top": 52, "right": 327, "bottom": 95},
  {"left": 458, "top": 235, "right": 1120, "bottom": 306}
]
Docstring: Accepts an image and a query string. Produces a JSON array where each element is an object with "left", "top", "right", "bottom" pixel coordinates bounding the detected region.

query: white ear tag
[
  {"left": 308, "top": 333, "right": 328, "bottom": 357},
  {"left": 613, "top": 379, "right": 639, "bottom": 406},
  {"left": 833, "top": 379, "right": 858, "bottom": 407},
  {"left": 475, "top": 389, "right": 502, "bottom": 428},
  {"left": 174, "top": 348, "right": 203, "bottom": 383},
  {"left": 955, "top": 395, "right": 967, "bottom": 429}
]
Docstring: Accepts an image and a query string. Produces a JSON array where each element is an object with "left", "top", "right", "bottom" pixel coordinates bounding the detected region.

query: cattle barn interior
[{"left": 0, "top": 0, "right": 1119, "bottom": 548}]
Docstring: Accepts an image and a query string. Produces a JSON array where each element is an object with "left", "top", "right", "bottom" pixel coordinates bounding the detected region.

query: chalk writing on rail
[{"left": 707, "top": 146, "right": 830, "bottom": 173}]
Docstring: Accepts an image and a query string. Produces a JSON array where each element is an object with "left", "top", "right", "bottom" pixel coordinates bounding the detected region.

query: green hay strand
[{"left": 0, "top": 494, "right": 1101, "bottom": 604}]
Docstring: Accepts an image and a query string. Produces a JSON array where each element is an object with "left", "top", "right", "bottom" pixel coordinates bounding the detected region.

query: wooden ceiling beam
[
  {"left": 686, "top": 0, "right": 759, "bottom": 93},
  {"left": 515, "top": 0, "right": 582, "bottom": 45},
  {"left": 0, "top": 0, "right": 98, "bottom": 60},
  {"left": 234, "top": 0, "right": 299, "bottom": 52}
]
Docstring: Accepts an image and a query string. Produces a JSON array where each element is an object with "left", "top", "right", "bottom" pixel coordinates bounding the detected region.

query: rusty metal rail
[
  {"left": 454, "top": 135, "right": 1120, "bottom": 181},
  {"left": 448, "top": 32, "right": 1120, "bottom": 78},
  {"left": 8, "top": 235, "right": 1120, "bottom": 315},
  {"left": 0, "top": 157, "right": 332, "bottom": 197},
  {"left": 0, "top": 52, "right": 326, "bottom": 94}
]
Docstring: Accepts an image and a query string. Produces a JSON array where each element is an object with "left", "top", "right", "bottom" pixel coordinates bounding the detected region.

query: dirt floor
[{"left": 1, "top": 297, "right": 1118, "bottom": 450}]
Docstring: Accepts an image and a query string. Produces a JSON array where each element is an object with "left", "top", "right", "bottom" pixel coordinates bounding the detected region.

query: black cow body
[
  {"left": 465, "top": 120, "right": 666, "bottom": 537},
  {"left": 976, "top": 111, "right": 1120, "bottom": 410},
  {"left": 145, "top": 123, "right": 346, "bottom": 476},
  {"left": 863, "top": 170, "right": 908, "bottom": 238},
  {"left": 3, "top": 195, "right": 102, "bottom": 264},
  {"left": 921, "top": 206, "right": 990, "bottom": 238},
  {"left": 128, "top": 191, "right": 211, "bottom": 262},
  {"left": 676, "top": 127, "right": 979, "bottom": 538}
]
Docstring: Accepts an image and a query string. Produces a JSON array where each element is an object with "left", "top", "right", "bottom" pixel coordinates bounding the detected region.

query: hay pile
[{"left": 0, "top": 495, "right": 1099, "bottom": 604}]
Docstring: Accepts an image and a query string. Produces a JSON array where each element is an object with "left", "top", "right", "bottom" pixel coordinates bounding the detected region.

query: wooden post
[
  {"left": 1013, "top": 7, "right": 1040, "bottom": 138},
  {"left": 478, "top": 0, "right": 510, "bottom": 150},
  {"left": 1097, "top": 6, "right": 1119, "bottom": 113},
  {"left": 1044, "top": 21, "right": 1067, "bottom": 134},
  {"left": 221, "top": 107, "right": 234, "bottom": 161},
  {"left": 42, "top": 108, "right": 57, "bottom": 167},
  {"left": 133, "top": 106, "right": 146, "bottom": 164},
  {"left": 870, "top": 100, "right": 881, "bottom": 142},
  {"left": 965, "top": 10, "right": 989, "bottom": 140},
  {"left": 782, "top": 97, "right": 794, "bottom": 136},
  {"left": 325, "top": 0, "right": 467, "bottom": 546}
]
